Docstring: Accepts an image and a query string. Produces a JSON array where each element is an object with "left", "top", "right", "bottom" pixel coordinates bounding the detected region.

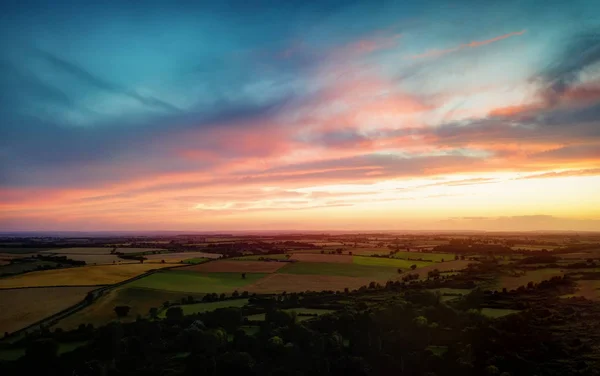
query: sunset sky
[{"left": 1, "top": 0, "right": 599, "bottom": 232}]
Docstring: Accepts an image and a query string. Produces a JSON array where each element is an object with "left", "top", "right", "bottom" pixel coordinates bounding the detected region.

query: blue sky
[{"left": 1, "top": 0, "right": 599, "bottom": 231}]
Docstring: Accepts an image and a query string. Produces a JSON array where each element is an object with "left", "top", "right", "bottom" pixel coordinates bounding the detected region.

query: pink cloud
[{"left": 410, "top": 30, "right": 526, "bottom": 59}]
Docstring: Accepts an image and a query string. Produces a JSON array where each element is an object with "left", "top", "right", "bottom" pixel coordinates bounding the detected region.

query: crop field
[
  {"left": 0, "top": 286, "right": 95, "bottom": 333},
  {"left": 278, "top": 261, "right": 398, "bottom": 280},
  {"left": 54, "top": 287, "right": 203, "bottom": 330},
  {"left": 0, "top": 248, "right": 55, "bottom": 254},
  {"left": 480, "top": 308, "right": 521, "bottom": 318},
  {"left": 496, "top": 268, "right": 565, "bottom": 291},
  {"left": 391, "top": 251, "right": 456, "bottom": 262},
  {"left": 397, "top": 260, "right": 472, "bottom": 279},
  {"left": 46, "top": 253, "right": 136, "bottom": 265},
  {"left": 159, "top": 299, "right": 250, "bottom": 317},
  {"left": 143, "top": 251, "right": 221, "bottom": 262},
  {"left": 41, "top": 247, "right": 166, "bottom": 255},
  {"left": 182, "top": 258, "right": 209, "bottom": 264},
  {"left": 128, "top": 270, "right": 267, "bottom": 293},
  {"left": 181, "top": 260, "right": 288, "bottom": 273},
  {"left": 290, "top": 253, "right": 353, "bottom": 263},
  {"left": 233, "top": 254, "right": 290, "bottom": 261},
  {"left": 245, "top": 273, "right": 371, "bottom": 293},
  {"left": 0, "top": 260, "right": 62, "bottom": 275},
  {"left": 0, "top": 263, "right": 176, "bottom": 288},
  {"left": 353, "top": 256, "right": 431, "bottom": 269}
]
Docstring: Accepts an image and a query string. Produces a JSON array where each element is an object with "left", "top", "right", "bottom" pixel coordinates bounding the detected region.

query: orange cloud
[{"left": 410, "top": 30, "right": 526, "bottom": 59}]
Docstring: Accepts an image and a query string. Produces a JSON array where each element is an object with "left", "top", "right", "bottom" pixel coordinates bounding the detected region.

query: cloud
[
  {"left": 518, "top": 168, "right": 600, "bottom": 180},
  {"left": 409, "top": 30, "right": 526, "bottom": 59}
]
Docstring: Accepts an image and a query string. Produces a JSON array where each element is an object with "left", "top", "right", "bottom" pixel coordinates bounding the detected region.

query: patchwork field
[
  {"left": 181, "top": 260, "right": 288, "bottom": 273},
  {"left": 0, "top": 263, "right": 176, "bottom": 288},
  {"left": 128, "top": 270, "right": 267, "bottom": 293},
  {"left": 0, "top": 286, "right": 95, "bottom": 333},
  {"left": 245, "top": 273, "right": 372, "bottom": 294},
  {"left": 397, "top": 260, "right": 472, "bottom": 279},
  {"left": 290, "top": 253, "right": 353, "bottom": 263},
  {"left": 53, "top": 287, "right": 204, "bottom": 330}
]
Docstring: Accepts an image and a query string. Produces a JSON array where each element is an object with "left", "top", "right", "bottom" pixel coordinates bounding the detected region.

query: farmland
[
  {"left": 353, "top": 255, "right": 431, "bottom": 269},
  {"left": 279, "top": 261, "right": 399, "bottom": 280},
  {"left": 0, "top": 286, "right": 95, "bottom": 333},
  {"left": 181, "top": 260, "right": 288, "bottom": 273},
  {"left": 0, "top": 263, "right": 176, "bottom": 288},
  {"left": 143, "top": 251, "right": 222, "bottom": 262},
  {"left": 290, "top": 253, "right": 353, "bottom": 263},
  {"left": 127, "top": 270, "right": 267, "bottom": 293},
  {"left": 245, "top": 273, "right": 372, "bottom": 293},
  {"left": 159, "top": 298, "right": 250, "bottom": 317}
]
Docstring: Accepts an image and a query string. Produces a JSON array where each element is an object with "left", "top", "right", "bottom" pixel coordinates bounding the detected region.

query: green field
[
  {"left": 245, "top": 308, "right": 335, "bottom": 322},
  {"left": 0, "top": 260, "right": 62, "bottom": 275},
  {"left": 233, "top": 254, "right": 290, "bottom": 261},
  {"left": 480, "top": 308, "right": 521, "bottom": 318},
  {"left": 353, "top": 256, "right": 431, "bottom": 269},
  {"left": 128, "top": 271, "right": 267, "bottom": 293},
  {"left": 182, "top": 257, "right": 209, "bottom": 264},
  {"left": 279, "top": 261, "right": 398, "bottom": 280},
  {"left": 391, "top": 251, "right": 455, "bottom": 262},
  {"left": 159, "top": 299, "right": 249, "bottom": 317},
  {"left": 0, "top": 341, "right": 87, "bottom": 361}
]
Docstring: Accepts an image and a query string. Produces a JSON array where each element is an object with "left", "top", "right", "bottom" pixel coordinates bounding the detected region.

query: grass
[
  {"left": 232, "top": 254, "right": 290, "bottom": 261},
  {"left": 182, "top": 258, "right": 209, "bottom": 264},
  {"left": 391, "top": 251, "right": 456, "bottom": 262},
  {"left": 353, "top": 256, "right": 431, "bottom": 269},
  {"left": 158, "top": 298, "right": 249, "bottom": 317},
  {"left": 0, "top": 341, "right": 87, "bottom": 361},
  {"left": 245, "top": 308, "right": 335, "bottom": 322},
  {"left": 0, "top": 263, "right": 176, "bottom": 288},
  {"left": 496, "top": 268, "right": 565, "bottom": 290},
  {"left": 480, "top": 308, "right": 520, "bottom": 318},
  {"left": 128, "top": 270, "right": 267, "bottom": 293},
  {"left": 427, "top": 346, "right": 448, "bottom": 356},
  {"left": 279, "top": 262, "right": 399, "bottom": 280}
]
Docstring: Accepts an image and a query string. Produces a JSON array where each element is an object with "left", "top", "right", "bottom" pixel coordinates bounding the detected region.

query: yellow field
[{"left": 0, "top": 263, "right": 177, "bottom": 288}]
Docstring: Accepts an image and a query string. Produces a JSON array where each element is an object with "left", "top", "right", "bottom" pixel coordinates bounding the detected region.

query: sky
[{"left": 1, "top": 0, "right": 599, "bottom": 232}]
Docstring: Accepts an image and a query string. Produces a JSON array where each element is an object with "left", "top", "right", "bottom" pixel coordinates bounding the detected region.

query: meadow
[
  {"left": 391, "top": 251, "right": 456, "bottom": 262},
  {"left": 0, "top": 263, "right": 176, "bottom": 288},
  {"left": 159, "top": 298, "right": 250, "bottom": 317},
  {"left": 496, "top": 268, "right": 566, "bottom": 291},
  {"left": 181, "top": 260, "right": 288, "bottom": 273},
  {"left": 127, "top": 270, "right": 267, "bottom": 293}
]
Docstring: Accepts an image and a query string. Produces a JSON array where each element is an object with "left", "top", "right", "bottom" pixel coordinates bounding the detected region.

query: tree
[
  {"left": 114, "top": 305, "right": 131, "bottom": 317},
  {"left": 241, "top": 291, "right": 249, "bottom": 298},
  {"left": 397, "top": 268, "right": 402, "bottom": 274},
  {"left": 232, "top": 290, "right": 240, "bottom": 298},
  {"left": 411, "top": 264, "right": 417, "bottom": 270},
  {"left": 241, "top": 273, "right": 246, "bottom": 279},
  {"left": 166, "top": 306, "right": 184, "bottom": 320},
  {"left": 148, "top": 307, "right": 158, "bottom": 319}
]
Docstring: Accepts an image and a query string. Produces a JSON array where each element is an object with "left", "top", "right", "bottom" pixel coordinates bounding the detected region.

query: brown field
[
  {"left": 496, "top": 268, "right": 565, "bottom": 291},
  {"left": 181, "top": 260, "right": 287, "bottom": 273},
  {"left": 397, "top": 260, "right": 472, "bottom": 280},
  {"left": 0, "top": 286, "right": 95, "bottom": 333},
  {"left": 0, "top": 263, "right": 177, "bottom": 289},
  {"left": 245, "top": 273, "right": 372, "bottom": 293},
  {"left": 559, "top": 252, "right": 600, "bottom": 260},
  {"left": 567, "top": 280, "right": 600, "bottom": 300},
  {"left": 144, "top": 251, "right": 222, "bottom": 262},
  {"left": 53, "top": 287, "right": 202, "bottom": 330},
  {"left": 290, "top": 253, "right": 353, "bottom": 263}
]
